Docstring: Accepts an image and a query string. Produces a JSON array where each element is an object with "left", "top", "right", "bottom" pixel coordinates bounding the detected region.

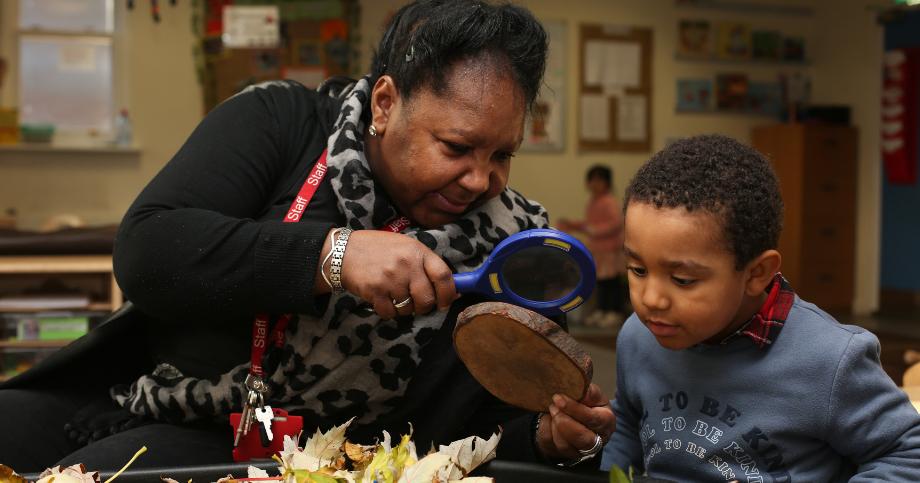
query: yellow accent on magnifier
[
  {"left": 560, "top": 296, "right": 584, "bottom": 312},
  {"left": 543, "top": 238, "right": 571, "bottom": 251},
  {"left": 489, "top": 273, "right": 502, "bottom": 293}
]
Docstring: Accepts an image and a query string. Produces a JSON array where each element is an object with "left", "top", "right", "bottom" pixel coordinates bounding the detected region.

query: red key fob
[{"left": 230, "top": 408, "right": 303, "bottom": 461}]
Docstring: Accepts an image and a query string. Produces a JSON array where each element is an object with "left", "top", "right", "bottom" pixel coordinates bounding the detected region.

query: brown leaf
[
  {"left": 0, "top": 465, "right": 26, "bottom": 483},
  {"left": 343, "top": 441, "right": 373, "bottom": 464}
]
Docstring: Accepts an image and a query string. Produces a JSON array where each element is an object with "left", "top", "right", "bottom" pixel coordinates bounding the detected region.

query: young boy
[{"left": 601, "top": 135, "right": 920, "bottom": 481}]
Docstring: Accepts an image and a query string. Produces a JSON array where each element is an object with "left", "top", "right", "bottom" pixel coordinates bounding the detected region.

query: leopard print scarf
[{"left": 111, "top": 77, "right": 549, "bottom": 426}]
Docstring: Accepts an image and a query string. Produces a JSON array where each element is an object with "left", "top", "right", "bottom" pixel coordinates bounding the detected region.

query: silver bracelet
[
  {"left": 320, "top": 228, "right": 341, "bottom": 292},
  {"left": 328, "top": 227, "right": 353, "bottom": 294}
]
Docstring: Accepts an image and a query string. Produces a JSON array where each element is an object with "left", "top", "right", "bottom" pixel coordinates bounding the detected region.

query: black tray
[{"left": 23, "top": 460, "right": 607, "bottom": 482}]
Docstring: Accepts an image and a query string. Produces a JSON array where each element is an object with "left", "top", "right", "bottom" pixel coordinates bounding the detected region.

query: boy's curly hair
[{"left": 624, "top": 134, "right": 783, "bottom": 269}]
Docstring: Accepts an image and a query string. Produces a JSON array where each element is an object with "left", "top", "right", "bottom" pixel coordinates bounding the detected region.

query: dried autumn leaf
[
  {"left": 293, "top": 417, "right": 354, "bottom": 471},
  {"left": 344, "top": 441, "right": 374, "bottom": 465},
  {"left": 0, "top": 465, "right": 26, "bottom": 483},
  {"left": 435, "top": 431, "right": 501, "bottom": 480},
  {"left": 396, "top": 453, "right": 451, "bottom": 483},
  {"left": 243, "top": 466, "right": 271, "bottom": 479},
  {"left": 35, "top": 464, "right": 100, "bottom": 483},
  {"left": 358, "top": 430, "right": 419, "bottom": 483}
]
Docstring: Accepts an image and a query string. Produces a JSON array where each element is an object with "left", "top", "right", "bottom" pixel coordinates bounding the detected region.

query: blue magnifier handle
[{"left": 453, "top": 272, "right": 478, "bottom": 293}]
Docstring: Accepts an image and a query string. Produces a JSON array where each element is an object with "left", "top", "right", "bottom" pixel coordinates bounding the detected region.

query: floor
[{"left": 569, "top": 310, "right": 920, "bottom": 399}]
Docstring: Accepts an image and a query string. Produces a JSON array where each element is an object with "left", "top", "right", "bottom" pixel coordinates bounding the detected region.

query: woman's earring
[{"left": 369, "top": 125, "right": 378, "bottom": 137}]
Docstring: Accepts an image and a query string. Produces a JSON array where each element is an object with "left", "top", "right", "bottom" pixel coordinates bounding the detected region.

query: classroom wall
[
  {"left": 0, "top": 0, "right": 888, "bottom": 314},
  {"left": 0, "top": 2, "right": 202, "bottom": 230}
]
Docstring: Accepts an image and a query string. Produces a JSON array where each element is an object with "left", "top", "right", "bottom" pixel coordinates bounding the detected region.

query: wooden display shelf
[
  {"left": 0, "top": 302, "right": 113, "bottom": 313},
  {"left": 0, "top": 255, "right": 122, "bottom": 311},
  {"left": 0, "top": 339, "right": 72, "bottom": 349}
]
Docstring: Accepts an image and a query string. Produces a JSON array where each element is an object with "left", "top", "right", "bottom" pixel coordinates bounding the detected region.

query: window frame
[{"left": 1, "top": 0, "right": 126, "bottom": 144}]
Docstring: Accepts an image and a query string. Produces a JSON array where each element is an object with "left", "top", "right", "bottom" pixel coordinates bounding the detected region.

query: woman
[{"left": 0, "top": 0, "right": 614, "bottom": 471}]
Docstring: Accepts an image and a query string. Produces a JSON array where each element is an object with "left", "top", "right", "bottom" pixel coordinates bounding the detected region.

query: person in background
[
  {"left": 0, "top": 0, "right": 615, "bottom": 472},
  {"left": 602, "top": 134, "right": 920, "bottom": 481},
  {"left": 557, "top": 165, "right": 626, "bottom": 330}
]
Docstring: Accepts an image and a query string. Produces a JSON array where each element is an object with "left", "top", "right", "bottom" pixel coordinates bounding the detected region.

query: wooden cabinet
[
  {"left": 0, "top": 255, "right": 122, "bottom": 380},
  {"left": 751, "top": 124, "right": 857, "bottom": 313}
]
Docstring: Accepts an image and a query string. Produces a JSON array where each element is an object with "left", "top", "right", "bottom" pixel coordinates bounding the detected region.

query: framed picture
[{"left": 522, "top": 20, "right": 566, "bottom": 152}]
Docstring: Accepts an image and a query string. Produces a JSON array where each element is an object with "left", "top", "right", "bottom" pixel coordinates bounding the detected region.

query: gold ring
[{"left": 392, "top": 297, "right": 412, "bottom": 309}]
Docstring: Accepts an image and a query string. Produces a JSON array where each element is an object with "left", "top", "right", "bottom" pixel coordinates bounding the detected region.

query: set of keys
[{"left": 233, "top": 374, "right": 275, "bottom": 448}]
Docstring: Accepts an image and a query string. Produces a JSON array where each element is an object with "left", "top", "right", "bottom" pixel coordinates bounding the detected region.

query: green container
[{"left": 19, "top": 123, "right": 55, "bottom": 143}]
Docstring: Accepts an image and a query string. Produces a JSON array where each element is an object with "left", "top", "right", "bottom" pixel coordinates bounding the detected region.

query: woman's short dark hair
[
  {"left": 624, "top": 134, "right": 784, "bottom": 270},
  {"left": 586, "top": 165, "right": 612, "bottom": 186},
  {"left": 370, "top": 0, "right": 547, "bottom": 110}
]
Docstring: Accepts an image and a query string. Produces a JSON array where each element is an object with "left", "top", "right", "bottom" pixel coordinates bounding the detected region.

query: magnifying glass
[{"left": 452, "top": 229, "right": 596, "bottom": 317}]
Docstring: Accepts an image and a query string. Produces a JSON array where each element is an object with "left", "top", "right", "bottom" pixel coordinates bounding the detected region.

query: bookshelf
[
  {"left": 674, "top": 54, "right": 811, "bottom": 66},
  {"left": 0, "top": 255, "right": 122, "bottom": 381},
  {"left": 0, "top": 255, "right": 121, "bottom": 311}
]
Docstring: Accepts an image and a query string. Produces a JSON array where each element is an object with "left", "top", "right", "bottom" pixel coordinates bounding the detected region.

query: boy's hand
[{"left": 535, "top": 383, "right": 616, "bottom": 464}]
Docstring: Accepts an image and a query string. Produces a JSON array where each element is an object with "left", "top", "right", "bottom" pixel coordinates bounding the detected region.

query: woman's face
[{"left": 367, "top": 57, "right": 525, "bottom": 228}]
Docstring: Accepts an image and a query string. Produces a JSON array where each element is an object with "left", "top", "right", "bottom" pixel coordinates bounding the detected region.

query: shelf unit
[
  {"left": 752, "top": 123, "right": 857, "bottom": 312},
  {"left": 0, "top": 255, "right": 121, "bottom": 311},
  {"left": 674, "top": 54, "right": 811, "bottom": 66},
  {"left": 0, "top": 254, "right": 122, "bottom": 381}
]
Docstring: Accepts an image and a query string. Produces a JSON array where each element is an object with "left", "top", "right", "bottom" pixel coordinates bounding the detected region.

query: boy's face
[{"left": 624, "top": 202, "right": 753, "bottom": 350}]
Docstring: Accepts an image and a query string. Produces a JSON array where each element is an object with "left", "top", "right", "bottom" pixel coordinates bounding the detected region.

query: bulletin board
[
  {"left": 196, "top": 0, "right": 359, "bottom": 112},
  {"left": 578, "top": 24, "right": 653, "bottom": 153}
]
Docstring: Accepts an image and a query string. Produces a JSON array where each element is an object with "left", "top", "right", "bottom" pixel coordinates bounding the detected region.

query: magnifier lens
[{"left": 500, "top": 246, "right": 582, "bottom": 302}]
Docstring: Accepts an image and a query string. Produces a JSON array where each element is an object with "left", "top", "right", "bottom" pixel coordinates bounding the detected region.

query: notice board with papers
[{"left": 578, "top": 24, "right": 653, "bottom": 153}]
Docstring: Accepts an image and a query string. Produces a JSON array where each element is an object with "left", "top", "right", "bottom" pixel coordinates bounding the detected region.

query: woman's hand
[
  {"left": 535, "top": 383, "right": 616, "bottom": 464},
  {"left": 336, "top": 229, "right": 457, "bottom": 319}
]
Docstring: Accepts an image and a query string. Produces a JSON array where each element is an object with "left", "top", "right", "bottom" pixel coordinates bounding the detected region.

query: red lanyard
[{"left": 248, "top": 149, "right": 409, "bottom": 378}]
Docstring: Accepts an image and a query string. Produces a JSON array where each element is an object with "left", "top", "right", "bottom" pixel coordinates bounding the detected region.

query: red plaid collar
[{"left": 722, "top": 273, "right": 794, "bottom": 349}]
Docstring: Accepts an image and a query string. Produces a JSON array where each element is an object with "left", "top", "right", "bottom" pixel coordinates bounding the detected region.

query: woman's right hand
[{"left": 335, "top": 230, "right": 457, "bottom": 319}]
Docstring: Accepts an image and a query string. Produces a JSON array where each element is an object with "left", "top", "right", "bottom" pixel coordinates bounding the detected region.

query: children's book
[
  {"left": 676, "top": 79, "right": 713, "bottom": 111},
  {"left": 716, "top": 73, "right": 749, "bottom": 110},
  {"left": 678, "top": 19, "right": 713, "bottom": 58},
  {"left": 717, "top": 22, "right": 752, "bottom": 60},
  {"left": 783, "top": 36, "right": 806, "bottom": 61},
  {"left": 745, "top": 82, "right": 783, "bottom": 116},
  {"left": 752, "top": 30, "right": 782, "bottom": 60}
]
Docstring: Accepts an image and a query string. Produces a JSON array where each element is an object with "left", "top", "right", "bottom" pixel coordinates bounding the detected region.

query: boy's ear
[
  {"left": 744, "top": 249, "right": 782, "bottom": 296},
  {"left": 370, "top": 75, "right": 398, "bottom": 136}
]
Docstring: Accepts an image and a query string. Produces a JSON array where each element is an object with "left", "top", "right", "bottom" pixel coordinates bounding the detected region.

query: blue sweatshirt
[{"left": 602, "top": 297, "right": 920, "bottom": 482}]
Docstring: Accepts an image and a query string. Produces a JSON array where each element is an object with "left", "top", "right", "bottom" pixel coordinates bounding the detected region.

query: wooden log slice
[{"left": 453, "top": 302, "right": 593, "bottom": 412}]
